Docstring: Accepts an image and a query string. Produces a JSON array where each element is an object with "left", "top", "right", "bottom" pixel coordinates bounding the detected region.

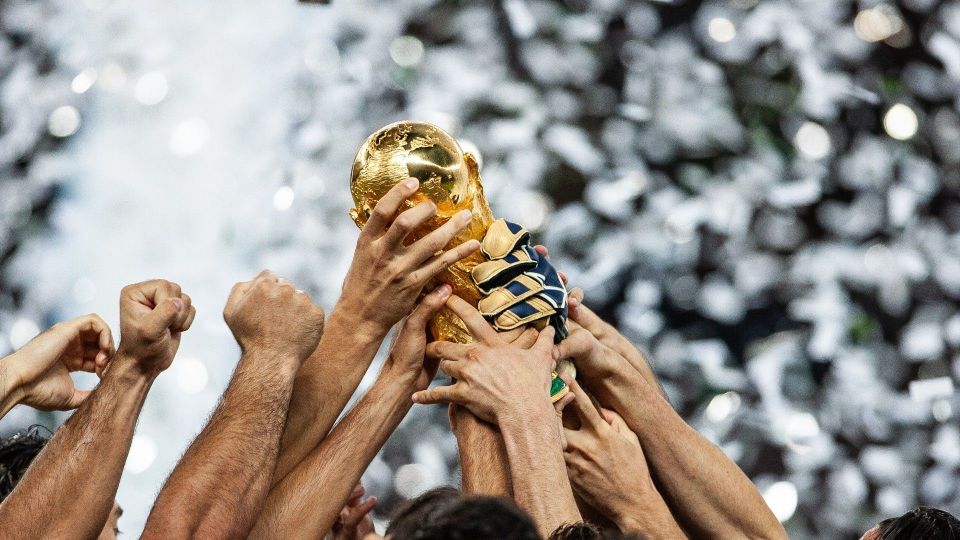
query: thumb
[
  {"left": 533, "top": 326, "right": 556, "bottom": 354},
  {"left": 63, "top": 388, "right": 92, "bottom": 409},
  {"left": 409, "top": 285, "right": 452, "bottom": 329},
  {"left": 145, "top": 297, "right": 183, "bottom": 335}
]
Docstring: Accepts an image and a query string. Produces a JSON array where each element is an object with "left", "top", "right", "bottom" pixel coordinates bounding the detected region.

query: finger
[
  {"left": 562, "top": 426, "right": 589, "bottom": 451},
  {"left": 567, "top": 287, "right": 583, "bottom": 309},
  {"left": 534, "top": 244, "right": 548, "bottom": 258},
  {"left": 63, "top": 388, "right": 92, "bottom": 410},
  {"left": 567, "top": 376, "right": 604, "bottom": 431},
  {"left": 438, "top": 359, "right": 466, "bottom": 379},
  {"left": 224, "top": 280, "right": 253, "bottom": 314},
  {"left": 532, "top": 326, "right": 556, "bottom": 355},
  {"left": 411, "top": 384, "right": 463, "bottom": 405},
  {"left": 513, "top": 327, "right": 540, "bottom": 349},
  {"left": 364, "top": 178, "right": 420, "bottom": 235},
  {"left": 347, "top": 483, "right": 365, "bottom": 505},
  {"left": 406, "top": 285, "right": 452, "bottom": 331},
  {"left": 145, "top": 297, "right": 184, "bottom": 336},
  {"left": 405, "top": 210, "right": 473, "bottom": 264},
  {"left": 380, "top": 200, "right": 437, "bottom": 250},
  {"left": 425, "top": 340, "right": 471, "bottom": 361},
  {"left": 557, "top": 327, "right": 599, "bottom": 362},
  {"left": 554, "top": 390, "right": 575, "bottom": 414},
  {"left": 178, "top": 305, "right": 198, "bottom": 333},
  {"left": 567, "top": 302, "right": 607, "bottom": 337},
  {"left": 150, "top": 280, "right": 183, "bottom": 307},
  {"left": 444, "top": 296, "right": 498, "bottom": 343},
  {"left": 413, "top": 239, "right": 481, "bottom": 285},
  {"left": 172, "top": 294, "right": 193, "bottom": 330},
  {"left": 343, "top": 497, "right": 377, "bottom": 528}
]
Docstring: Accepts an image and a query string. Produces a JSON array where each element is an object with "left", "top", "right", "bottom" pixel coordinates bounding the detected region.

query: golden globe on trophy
[{"left": 349, "top": 121, "right": 574, "bottom": 401}]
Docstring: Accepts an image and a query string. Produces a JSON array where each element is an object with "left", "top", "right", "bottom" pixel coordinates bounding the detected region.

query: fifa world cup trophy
[{"left": 349, "top": 121, "right": 573, "bottom": 401}]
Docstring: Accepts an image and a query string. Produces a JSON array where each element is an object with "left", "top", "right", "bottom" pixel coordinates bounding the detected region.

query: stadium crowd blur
[{"left": 4, "top": 0, "right": 960, "bottom": 538}]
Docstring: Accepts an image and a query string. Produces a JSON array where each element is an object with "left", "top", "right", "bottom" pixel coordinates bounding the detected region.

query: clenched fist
[
  {"left": 223, "top": 270, "right": 325, "bottom": 364},
  {"left": 116, "top": 280, "right": 196, "bottom": 377}
]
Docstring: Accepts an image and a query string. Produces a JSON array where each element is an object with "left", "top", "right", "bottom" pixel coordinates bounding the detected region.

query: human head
[
  {"left": 548, "top": 522, "right": 647, "bottom": 540},
  {"left": 0, "top": 427, "right": 122, "bottom": 540},
  {"left": 861, "top": 507, "right": 960, "bottom": 540},
  {"left": 386, "top": 487, "right": 539, "bottom": 540}
]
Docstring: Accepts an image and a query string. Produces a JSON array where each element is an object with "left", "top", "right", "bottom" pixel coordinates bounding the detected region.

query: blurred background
[{"left": 2, "top": 0, "right": 960, "bottom": 537}]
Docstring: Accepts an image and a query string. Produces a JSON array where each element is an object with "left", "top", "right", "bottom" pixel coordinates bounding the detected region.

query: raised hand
[
  {"left": 562, "top": 377, "right": 681, "bottom": 536},
  {"left": 223, "top": 270, "right": 325, "bottom": 367},
  {"left": 3, "top": 314, "right": 115, "bottom": 411},
  {"left": 329, "top": 484, "right": 377, "bottom": 540},
  {"left": 339, "top": 178, "right": 480, "bottom": 334},
  {"left": 381, "top": 284, "right": 452, "bottom": 391},
  {"left": 114, "top": 279, "right": 195, "bottom": 376},
  {"left": 412, "top": 295, "right": 557, "bottom": 425}
]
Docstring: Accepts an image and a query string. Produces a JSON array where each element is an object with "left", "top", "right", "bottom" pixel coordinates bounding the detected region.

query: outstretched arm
[
  {"left": 561, "top": 303, "right": 785, "bottom": 540},
  {"left": 450, "top": 405, "right": 512, "bottom": 495},
  {"left": 562, "top": 377, "right": 685, "bottom": 538},
  {"left": 272, "top": 179, "right": 479, "bottom": 482},
  {"left": 143, "top": 271, "right": 324, "bottom": 539},
  {"left": 251, "top": 285, "right": 451, "bottom": 538},
  {"left": 0, "top": 280, "right": 194, "bottom": 539},
  {"left": 413, "top": 296, "right": 581, "bottom": 537}
]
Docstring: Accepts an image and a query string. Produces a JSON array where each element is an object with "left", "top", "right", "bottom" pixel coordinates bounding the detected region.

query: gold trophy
[{"left": 349, "top": 121, "right": 571, "bottom": 399}]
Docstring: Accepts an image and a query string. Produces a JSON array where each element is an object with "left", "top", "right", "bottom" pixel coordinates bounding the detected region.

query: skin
[
  {"left": 0, "top": 313, "right": 115, "bottom": 417},
  {"left": 97, "top": 503, "right": 122, "bottom": 540},
  {"left": 413, "top": 296, "right": 581, "bottom": 538},
  {"left": 330, "top": 484, "right": 377, "bottom": 540},
  {"left": 0, "top": 279, "right": 195, "bottom": 539},
  {"left": 250, "top": 285, "right": 452, "bottom": 538},
  {"left": 142, "top": 271, "right": 324, "bottom": 539},
  {"left": 562, "top": 377, "right": 685, "bottom": 538},
  {"left": 447, "top": 248, "right": 561, "bottom": 499},
  {"left": 269, "top": 178, "right": 480, "bottom": 485},
  {"left": 558, "top": 301, "right": 786, "bottom": 540}
]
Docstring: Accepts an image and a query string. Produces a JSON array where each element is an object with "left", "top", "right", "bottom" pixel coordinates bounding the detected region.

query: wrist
[
  {"left": 498, "top": 401, "right": 559, "bottom": 436},
  {"left": 238, "top": 347, "right": 302, "bottom": 379},
  {"left": 0, "top": 359, "right": 25, "bottom": 409},
  {"left": 331, "top": 297, "right": 391, "bottom": 339},
  {"left": 105, "top": 353, "right": 160, "bottom": 386}
]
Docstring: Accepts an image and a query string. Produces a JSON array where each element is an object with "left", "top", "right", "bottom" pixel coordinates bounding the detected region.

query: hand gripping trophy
[{"left": 349, "top": 121, "right": 573, "bottom": 401}]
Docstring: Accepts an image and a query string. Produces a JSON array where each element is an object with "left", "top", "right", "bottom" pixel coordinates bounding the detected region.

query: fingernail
[
  {"left": 170, "top": 298, "right": 183, "bottom": 310},
  {"left": 457, "top": 210, "right": 471, "bottom": 223},
  {"left": 406, "top": 178, "right": 419, "bottom": 190},
  {"left": 437, "top": 284, "right": 452, "bottom": 298},
  {"left": 468, "top": 239, "right": 481, "bottom": 250}
]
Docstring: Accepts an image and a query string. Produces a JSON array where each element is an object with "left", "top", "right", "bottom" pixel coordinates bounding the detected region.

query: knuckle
[{"left": 393, "top": 216, "right": 413, "bottom": 232}]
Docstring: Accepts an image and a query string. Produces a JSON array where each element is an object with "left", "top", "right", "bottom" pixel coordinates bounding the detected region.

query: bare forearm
[
  {"left": 614, "top": 480, "right": 687, "bottom": 538},
  {"left": 500, "top": 413, "right": 580, "bottom": 537},
  {"left": 0, "top": 358, "right": 151, "bottom": 539},
  {"left": 452, "top": 405, "right": 512, "bottom": 495},
  {"left": 253, "top": 375, "right": 411, "bottom": 538},
  {"left": 274, "top": 307, "right": 385, "bottom": 481},
  {"left": 604, "top": 367, "right": 783, "bottom": 540},
  {"left": 143, "top": 351, "right": 297, "bottom": 539}
]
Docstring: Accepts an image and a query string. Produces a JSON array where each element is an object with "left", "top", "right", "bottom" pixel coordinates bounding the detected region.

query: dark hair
[
  {"left": 0, "top": 426, "right": 50, "bottom": 501},
  {"left": 874, "top": 507, "right": 960, "bottom": 540},
  {"left": 548, "top": 522, "right": 647, "bottom": 540},
  {"left": 549, "top": 522, "right": 604, "bottom": 540},
  {"left": 387, "top": 486, "right": 462, "bottom": 538},
  {"left": 389, "top": 489, "right": 539, "bottom": 540}
]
